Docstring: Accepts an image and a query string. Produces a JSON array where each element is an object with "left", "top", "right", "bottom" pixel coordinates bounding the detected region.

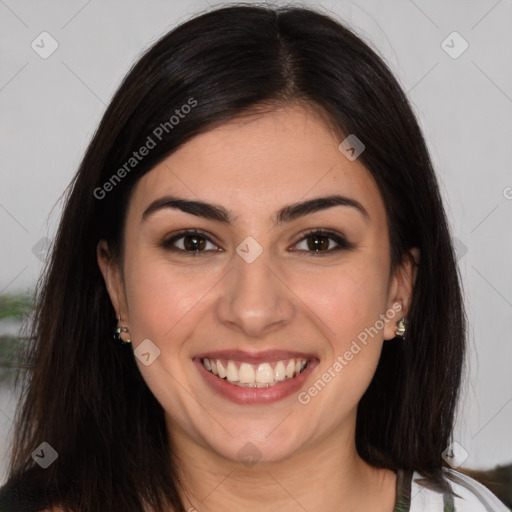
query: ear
[
  {"left": 97, "top": 240, "right": 129, "bottom": 322},
  {"left": 383, "top": 247, "right": 420, "bottom": 340}
]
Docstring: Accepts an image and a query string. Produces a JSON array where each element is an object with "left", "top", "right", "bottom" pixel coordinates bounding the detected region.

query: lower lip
[{"left": 194, "top": 358, "right": 319, "bottom": 404}]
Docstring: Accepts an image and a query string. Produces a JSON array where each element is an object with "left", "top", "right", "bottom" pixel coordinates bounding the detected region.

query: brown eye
[
  {"left": 182, "top": 234, "right": 206, "bottom": 251},
  {"left": 161, "top": 229, "right": 219, "bottom": 254},
  {"left": 305, "top": 233, "right": 330, "bottom": 251},
  {"left": 292, "top": 229, "right": 354, "bottom": 255}
]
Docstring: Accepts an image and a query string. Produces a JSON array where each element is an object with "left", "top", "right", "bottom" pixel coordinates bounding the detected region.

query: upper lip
[{"left": 195, "top": 349, "right": 318, "bottom": 364}]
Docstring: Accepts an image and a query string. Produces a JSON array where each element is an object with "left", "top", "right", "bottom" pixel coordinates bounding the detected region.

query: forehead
[{"left": 129, "top": 105, "right": 386, "bottom": 226}]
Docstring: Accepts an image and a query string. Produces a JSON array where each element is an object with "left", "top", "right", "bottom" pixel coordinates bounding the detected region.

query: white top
[{"left": 409, "top": 468, "right": 510, "bottom": 511}]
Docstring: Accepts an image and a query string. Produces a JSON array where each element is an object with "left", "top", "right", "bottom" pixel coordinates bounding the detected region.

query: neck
[{"left": 167, "top": 415, "right": 397, "bottom": 512}]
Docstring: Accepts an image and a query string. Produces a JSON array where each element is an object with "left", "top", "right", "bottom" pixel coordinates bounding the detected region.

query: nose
[{"left": 215, "top": 247, "right": 295, "bottom": 338}]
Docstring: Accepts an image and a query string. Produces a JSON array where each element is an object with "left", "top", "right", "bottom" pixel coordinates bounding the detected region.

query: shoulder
[{"left": 410, "top": 468, "right": 510, "bottom": 511}]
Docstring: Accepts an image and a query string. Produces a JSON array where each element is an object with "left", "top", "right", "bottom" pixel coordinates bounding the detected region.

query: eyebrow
[{"left": 142, "top": 194, "right": 369, "bottom": 225}]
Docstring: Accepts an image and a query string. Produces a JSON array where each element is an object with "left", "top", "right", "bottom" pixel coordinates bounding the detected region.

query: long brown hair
[{"left": 4, "top": 4, "right": 466, "bottom": 511}]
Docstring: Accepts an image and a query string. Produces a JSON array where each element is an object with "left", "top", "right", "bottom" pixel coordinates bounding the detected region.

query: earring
[
  {"left": 113, "top": 315, "right": 131, "bottom": 345},
  {"left": 395, "top": 317, "right": 407, "bottom": 338}
]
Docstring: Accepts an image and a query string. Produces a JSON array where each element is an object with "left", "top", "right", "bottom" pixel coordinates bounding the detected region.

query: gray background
[{"left": 1, "top": 0, "right": 511, "bottom": 483}]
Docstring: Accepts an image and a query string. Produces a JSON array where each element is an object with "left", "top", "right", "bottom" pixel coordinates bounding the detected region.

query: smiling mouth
[{"left": 201, "top": 357, "right": 309, "bottom": 388}]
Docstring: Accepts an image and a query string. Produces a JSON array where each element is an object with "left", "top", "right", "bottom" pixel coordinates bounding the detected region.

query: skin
[{"left": 97, "top": 103, "right": 419, "bottom": 512}]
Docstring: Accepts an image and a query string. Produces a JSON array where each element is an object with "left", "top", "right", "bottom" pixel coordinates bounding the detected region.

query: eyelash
[{"left": 160, "top": 228, "right": 355, "bottom": 256}]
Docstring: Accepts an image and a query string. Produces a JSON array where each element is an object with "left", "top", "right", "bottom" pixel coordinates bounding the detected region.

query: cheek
[
  {"left": 121, "top": 250, "right": 210, "bottom": 409},
  {"left": 295, "top": 260, "right": 390, "bottom": 347},
  {"left": 122, "top": 248, "right": 209, "bottom": 345},
  {"left": 292, "top": 259, "right": 391, "bottom": 419},
  {"left": 298, "top": 259, "right": 390, "bottom": 397}
]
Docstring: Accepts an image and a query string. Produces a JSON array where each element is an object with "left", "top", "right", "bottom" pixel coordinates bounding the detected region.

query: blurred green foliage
[
  {"left": 0, "top": 293, "right": 33, "bottom": 321},
  {"left": 0, "top": 292, "right": 33, "bottom": 381}
]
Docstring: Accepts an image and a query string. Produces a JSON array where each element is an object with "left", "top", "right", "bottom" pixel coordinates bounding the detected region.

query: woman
[{"left": 0, "top": 4, "right": 508, "bottom": 511}]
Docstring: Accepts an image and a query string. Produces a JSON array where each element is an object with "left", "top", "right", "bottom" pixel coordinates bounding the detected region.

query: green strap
[
  {"left": 443, "top": 490, "right": 456, "bottom": 512},
  {"left": 393, "top": 470, "right": 458, "bottom": 511},
  {"left": 393, "top": 470, "right": 412, "bottom": 512}
]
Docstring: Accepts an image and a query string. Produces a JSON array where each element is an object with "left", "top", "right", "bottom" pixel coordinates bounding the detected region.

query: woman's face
[{"left": 99, "top": 104, "right": 416, "bottom": 466}]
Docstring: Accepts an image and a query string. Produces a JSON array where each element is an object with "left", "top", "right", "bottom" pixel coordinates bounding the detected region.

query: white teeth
[
  {"left": 239, "top": 363, "right": 256, "bottom": 383},
  {"left": 202, "top": 357, "right": 309, "bottom": 387},
  {"left": 295, "top": 360, "right": 306, "bottom": 374},
  {"left": 285, "top": 360, "right": 295, "bottom": 378},
  {"left": 256, "top": 363, "right": 274, "bottom": 383},
  {"left": 274, "top": 361, "right": 286, "bottom": 381},
  {"left": 226, "top": 361, "right": 239, "bottom": 382},
  {"left": 216, "top": 359, "right": 226, "bottom": 379}
]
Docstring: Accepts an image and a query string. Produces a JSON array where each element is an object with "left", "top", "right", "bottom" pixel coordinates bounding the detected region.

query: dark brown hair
[{"left": 3, "top": 3, "right": 465, "bottom": 511}]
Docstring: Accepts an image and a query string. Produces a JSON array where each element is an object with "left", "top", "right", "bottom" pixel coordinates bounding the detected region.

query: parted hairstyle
[{"left": 2, "top": 3, "right": 466, "bottom": 511}]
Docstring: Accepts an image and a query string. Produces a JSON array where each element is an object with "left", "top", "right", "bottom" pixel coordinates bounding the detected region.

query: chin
[{"left": 206, "top": 431, "right": 304, "bottom": 467}]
